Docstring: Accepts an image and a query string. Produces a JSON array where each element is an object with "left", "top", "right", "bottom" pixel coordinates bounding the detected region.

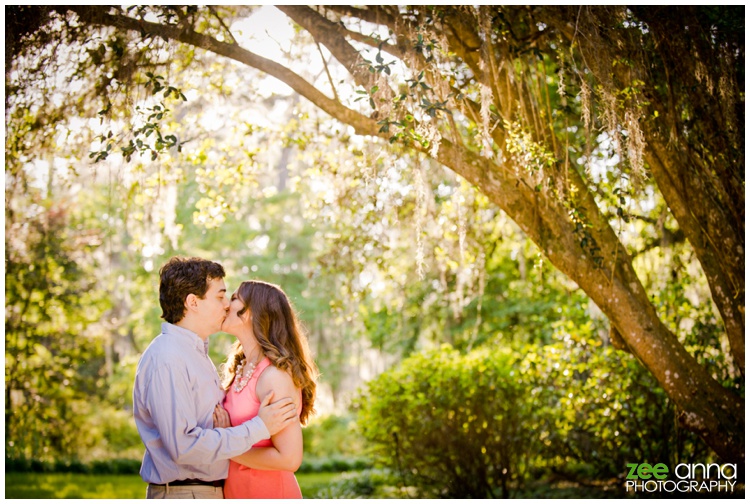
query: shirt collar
[{"left": 161, "top": 322, "right": 208, "bottom": 355}]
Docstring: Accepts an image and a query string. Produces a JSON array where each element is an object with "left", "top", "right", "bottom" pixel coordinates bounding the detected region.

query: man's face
[{"left": 195, "top": 277, "right": 230, "bottom": 335}]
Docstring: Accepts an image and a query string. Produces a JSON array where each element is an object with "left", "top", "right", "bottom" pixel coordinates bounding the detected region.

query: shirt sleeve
[{"left": 143, "top": 363, "right": 270, "bottom": 465}]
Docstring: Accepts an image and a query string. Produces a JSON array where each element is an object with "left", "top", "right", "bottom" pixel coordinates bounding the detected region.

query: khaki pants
[{"left": 147, "top": 483, "right": 224, "bottom": 499}]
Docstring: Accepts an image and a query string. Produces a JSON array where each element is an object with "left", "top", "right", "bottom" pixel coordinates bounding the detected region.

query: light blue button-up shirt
[{"left": 133, "top": 322, "right": 269, "bottom": 484}]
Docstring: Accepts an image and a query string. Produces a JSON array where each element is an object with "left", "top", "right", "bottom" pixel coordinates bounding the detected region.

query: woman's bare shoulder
[{"left": 256, "top": 361, "right": 297, "bottom": 396}]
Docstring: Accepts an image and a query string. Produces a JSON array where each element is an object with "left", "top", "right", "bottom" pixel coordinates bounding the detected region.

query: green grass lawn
[{"left": 5, "top": 472, "right": 340, "bottom": 499}]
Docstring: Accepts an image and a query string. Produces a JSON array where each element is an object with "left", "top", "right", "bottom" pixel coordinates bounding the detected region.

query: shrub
[
  {"left": 302, "top": 413, "right": 365, "bottom": 459},
  {"left": 53, "top": 459, "right": 88, "bottom": 473},
  {"left": 89, "top": 458, "right": 141, "bottom": 475},
  {"left": 297, "top": 455, "right": 372, "bottom": 474},
  {"left": 5, "top": 457, "right": 141, "bottom": 475},
  {"left": 81, "top": 404, "right": 144, "bottom": 461},
  {"left": 354, "top": 345, "right": 535, "bottom": 498},
  {"left": 314, "top": 469, "right": 403, "bottom": 498},
  {"left": 519, "top": 320, "right": 714, "bottom": 481}
]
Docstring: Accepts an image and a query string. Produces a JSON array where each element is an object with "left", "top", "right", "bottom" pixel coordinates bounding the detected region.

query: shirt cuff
[{"left": 244, "top": 416, "right": 271, "bottom": 445}]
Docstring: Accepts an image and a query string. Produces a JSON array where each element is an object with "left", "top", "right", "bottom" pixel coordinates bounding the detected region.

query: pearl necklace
[{"left": 233, "top": 356, "right": 261, "bottom": 393}]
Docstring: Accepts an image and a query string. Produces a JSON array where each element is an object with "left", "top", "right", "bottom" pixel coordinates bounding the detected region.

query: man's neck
[{"left": 175, "top": 319, "right": 209, "bottom": 341}]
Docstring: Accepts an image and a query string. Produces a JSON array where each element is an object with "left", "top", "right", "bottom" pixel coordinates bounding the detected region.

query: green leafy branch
[
  {"left": 419, "top": 96, "right": 449, "bottom": 118},
  {"left": 367, "top": 49, "right": 396, "bottom": 76},
  {"left": 90, "top": 72, "right": 187, "bottom": 163},
  {"left": 90, "top": 103, "right": 180, "bottom": 163},
  {"left": 144, "top": 72, "right": 187, "bottom": 101},
  {"left": 354, "top": 85, "right": 381, "bottom": 110},
  {"left": 413, "top": 33, "right": 439, "bottom": 62},
  {"left": 612, "top": 187, "right": 630, "bottom": 223},
  {"left": 568, "top": 204, "right": 604, "bottom": 269},
  {"left": 406, "top": 71, "right": 431, "bottom": 93}
]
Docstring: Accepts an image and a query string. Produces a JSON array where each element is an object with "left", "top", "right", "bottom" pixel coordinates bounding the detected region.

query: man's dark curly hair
[{"left": 159, "top": 256, "right": 226, "bottom": 324}]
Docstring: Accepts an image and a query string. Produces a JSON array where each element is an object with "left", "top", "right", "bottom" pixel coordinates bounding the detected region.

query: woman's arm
[{"left": 231, "top": 366, "right": 303, "bottom": 472}]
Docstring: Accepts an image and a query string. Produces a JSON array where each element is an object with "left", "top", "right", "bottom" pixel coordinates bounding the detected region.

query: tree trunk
[{"left": 645, "top": 143, "right": 745, "bottom": 375}]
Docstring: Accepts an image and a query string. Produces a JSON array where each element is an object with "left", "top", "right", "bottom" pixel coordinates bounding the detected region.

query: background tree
[
  {"left": 5, "top": 159, "right": 111, "bottom": 460},
  {"left": 5, "top": 5, "right": 743, "bottom": 463}
]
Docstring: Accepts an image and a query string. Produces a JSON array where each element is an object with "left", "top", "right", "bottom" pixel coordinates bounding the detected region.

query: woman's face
[{"left": 221, "top": 290, "right": 251, "bottom": 336}]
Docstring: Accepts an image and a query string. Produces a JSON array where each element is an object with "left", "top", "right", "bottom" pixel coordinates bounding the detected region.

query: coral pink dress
[{"left": 223, "top": 357, "right": 303, "bottom": 499}]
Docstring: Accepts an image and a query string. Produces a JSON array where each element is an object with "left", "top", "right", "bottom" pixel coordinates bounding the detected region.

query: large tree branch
[
  {"left": 317, "top": 5, "right": 396, "bottom": 27},
  {"left": 278, "top": 5, "right": 394, "bottom": 107},
  {"left": 68, "top": 6, "right": 378, "bottom": 136},
  {"left": 330, "top": 23, "right": 403, "bottom": 59}
]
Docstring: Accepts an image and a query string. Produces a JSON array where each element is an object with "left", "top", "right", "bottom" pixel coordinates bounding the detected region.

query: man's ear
[{"left": 185, "top": 293, "right": 199, "bottom": 312}]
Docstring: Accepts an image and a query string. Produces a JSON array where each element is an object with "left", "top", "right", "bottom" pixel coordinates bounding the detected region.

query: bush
[
  {"left": 314, "top": 469, "right": 404, "bottom": 498},
  {"left": 81, "top": 404, "right": 144, "bottom": 461},
  {"left": 6, "top": 457, "right": 141, "bottom": 475},
  {"left": 353, "top": 320, "right": 722, "bottom": 496},
  {"left": 302, "top": 413, "right": 365, "bottom": 459},
  {"left": 53, "top": 459, "right": 88, "bottom": 473},
  {"left": 519, "top": 320, "right": 714, "bottom": 481},
  {"left": 354, "top": 345, "right": 535, "bottom": 498},
  {"left": 298, "top": 455, "right": 372, "bottom": 474},
  {"left": 88, "top": 458, "right": 141, "bottom": 475}
]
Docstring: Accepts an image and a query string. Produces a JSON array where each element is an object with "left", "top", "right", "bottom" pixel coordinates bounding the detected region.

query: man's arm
[
  {"left": 143, "top": 364, "right": 271, "bottom": 465},
  {"left": 256, "top": 390, "right": 298, "bottom": 435}
]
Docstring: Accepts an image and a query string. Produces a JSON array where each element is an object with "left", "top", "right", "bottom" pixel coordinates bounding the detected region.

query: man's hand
[
  {"left": 213, "top": 403, "right": 231, "bottom": 428},
  {"left": 257, "top": 391, "right": 297, "bottom": 436}
]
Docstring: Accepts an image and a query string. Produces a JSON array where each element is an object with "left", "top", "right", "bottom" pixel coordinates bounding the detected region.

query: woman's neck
[{"left": 238, "top": 333, "right": 262, "bottom": 363}]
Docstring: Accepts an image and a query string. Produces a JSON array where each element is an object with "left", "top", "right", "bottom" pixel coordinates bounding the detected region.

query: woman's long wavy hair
[{"left": 220, "top": 280, "right": 318, "bottom": 425}]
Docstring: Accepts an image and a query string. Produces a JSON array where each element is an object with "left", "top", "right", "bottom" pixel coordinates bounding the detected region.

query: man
[{"left": 133, "top": 256, "right": 298, "bottom": 499}]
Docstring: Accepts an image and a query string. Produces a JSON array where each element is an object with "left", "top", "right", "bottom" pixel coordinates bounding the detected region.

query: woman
[{"left": 215, "top": 280, "right": 318, "bottom": 499}]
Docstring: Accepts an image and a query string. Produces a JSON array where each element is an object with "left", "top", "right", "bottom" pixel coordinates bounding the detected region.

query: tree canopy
[{"left": 5, "top": 5, "right": 744, "bottom": 463}]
